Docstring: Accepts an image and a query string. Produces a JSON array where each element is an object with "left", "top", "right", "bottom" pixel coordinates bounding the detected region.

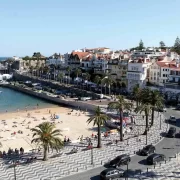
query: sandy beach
[{"left": 0, "top": 105, "right": 94, "bottom": 152}]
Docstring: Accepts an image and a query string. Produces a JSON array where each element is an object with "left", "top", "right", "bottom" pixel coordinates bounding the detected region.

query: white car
[{"left": 169, "top": 116, "right": 176, "bottom": 122}]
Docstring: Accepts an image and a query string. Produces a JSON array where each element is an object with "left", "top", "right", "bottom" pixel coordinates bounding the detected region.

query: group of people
[
  {"left": 64, "top": 136, "right": 71, "bottom": 143},
  {"left": 0, "top": 147, "right": 25, "bottom": 158}
]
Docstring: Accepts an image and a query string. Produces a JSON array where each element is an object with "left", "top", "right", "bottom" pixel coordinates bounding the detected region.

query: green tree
[
  {"left": 138, "top": 39, "right": 144, "bottom": 50},
  {"left": 94, "top": 75, "right": 101, "bottom": 85},
  {"left": 31, "top": 122, "right": 63, "bottom": 161},
  {"left": 108, "top": 95, "right": 132, "bottom": 141},
  {"left": 23, "top": 56, "right": 30, "bottom": 61},
  {"left": 87, "top": 106, "right": 108, "bottom": 148},
  {"left": 83, "top": 72, "right": 91, "bottom": 81},
  {"left": 133, "top": 84, "right": 141, "bottom": 107},
  {"left": 172, "top": 36, "right": 180, "bottom": 54},
  {"left": 150, "top": 90, "right": 164, "bottom": 126},
  {"left": 102, "top": 76, "right": 114, "bottom": 95},
  {"left": 66, "top": 66, "right": 71, "bottom": 84},
  {"left": 74, "top": 68, "right": 82, "bottom": 84},
  {"left": 33, "top": 52, "right": 42, "bottom": 60},
  {"left": 135, "top": 102, "right": 152, "bottom": 135},
  {"left": 159, "top": 41, "right": 166, "bottom": 48},
  {"left": 58, "top": 72, "right": 64, "bottom": 83}
]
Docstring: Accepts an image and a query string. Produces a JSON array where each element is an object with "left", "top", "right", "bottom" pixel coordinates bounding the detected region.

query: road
[{"left": 60, "top": 108, "right": 180, "bottom": 180}]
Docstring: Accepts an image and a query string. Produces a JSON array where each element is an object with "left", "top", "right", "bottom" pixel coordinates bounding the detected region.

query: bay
[{"left": 0, "top": 87, "right": 55, "bottom": 113}]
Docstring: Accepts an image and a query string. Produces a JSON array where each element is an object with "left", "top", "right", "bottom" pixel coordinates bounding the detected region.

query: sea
[
  {"left": 0, "top": 57, "right": 10, "bottom": 61},
  {"left": 0, "top": 57, "right": 55, "bottom": 112},
  {"left": 0, "top": 86, "right": 55, "bottom": 113}
]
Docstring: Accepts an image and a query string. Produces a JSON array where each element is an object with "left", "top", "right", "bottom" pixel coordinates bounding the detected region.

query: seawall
[{"left": 4, "top": 84, "right": 97, "bottom": 111}]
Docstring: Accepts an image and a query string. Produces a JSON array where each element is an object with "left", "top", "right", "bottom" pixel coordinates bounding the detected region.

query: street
[{"left": 60, "top": 108, "right": 180, "bottom": 180}]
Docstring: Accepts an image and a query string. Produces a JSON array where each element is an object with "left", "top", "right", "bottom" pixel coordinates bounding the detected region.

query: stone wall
[{"left": 5, "top": 84, "right": 97, "bottom": 111}]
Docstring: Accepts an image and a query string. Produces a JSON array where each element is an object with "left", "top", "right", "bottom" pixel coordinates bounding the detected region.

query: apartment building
[
  {"left": 108, "top": 59, "right": 128, "bottom": 84},
  {"left": 46, "top": 53, "right": 65, "bottom": 66},
  {"left": 127, "top": 58, "right": 151, "bottom": 92}
]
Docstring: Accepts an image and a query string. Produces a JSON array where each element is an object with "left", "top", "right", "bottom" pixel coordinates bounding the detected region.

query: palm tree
[
  {"left": 83, "top": 72, "right": 91, "bottom": 81},
  {"left": 31, "top": 122, "right": 63, "bottom": 161},
  {"left": 75, "top": 68, "right": 82, "bottom": 84},
  {"left": 66, "top": 66, "right": 71, "bottom": 84},
  {"left": 58, "top": 72, "right": 64, "bottom": 84},
  {"left": 102, "top": 76, "right": 114, "bottom": 96},
  {"left": 94, "top": 75, "right": 102, "bottom": 93},
  {"left": 135, "top": 102, "right": 152, "bottom": 135},
  {"left": 133, "top": 84, "right": 141, "bottom": 107},
  {"left": 94, "top": 75, "right": 101, "bottom": 85},
  {"left": 87, "top": 106, "right": 108, "bottom": 148},
  {"left": 150, "top": 90, "right": 164, "bottom": 126},
  {"left": 108, "top": 95, "right": 132, "bottom": 141}
]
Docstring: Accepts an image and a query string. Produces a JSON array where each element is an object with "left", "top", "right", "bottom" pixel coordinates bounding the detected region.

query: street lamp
[
  {"left": 91, "top": 143, "right": 93, "bottom": 165},
  {"left": 12, "top": 160, "right": 19, "bottom": 180}
]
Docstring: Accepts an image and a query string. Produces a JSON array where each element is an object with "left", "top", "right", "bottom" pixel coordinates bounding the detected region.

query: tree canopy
[
  {"left": 159, "top": 41, "right": 166, "bottom": 48},
  {"left": 172, "top": 37, "right": 180, "bottom": 54}
]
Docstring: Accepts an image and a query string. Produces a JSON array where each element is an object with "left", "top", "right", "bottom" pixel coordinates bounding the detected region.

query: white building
[
  {"left": 46, "top": 54, "right": 65, "bottom": 66},
  {"left": 127, "top": 58, "right": 150, "bottom": 92}
]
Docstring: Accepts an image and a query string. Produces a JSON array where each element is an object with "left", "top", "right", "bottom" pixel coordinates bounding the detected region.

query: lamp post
[
  {"left": 91, "top": 143, "right": 93, "bottom": 165},
  {"left": 146, "top": 127, "right": 148, "bottom": 145},
  {"left": 12, "top": 160, "right": 18, "bottom": 180},
  {"left": 160, "top": 114, "right": 162, "bottom": 130}
]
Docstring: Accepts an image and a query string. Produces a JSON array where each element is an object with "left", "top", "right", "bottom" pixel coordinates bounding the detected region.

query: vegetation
[
  {"left": 108, "top": 95, "right": 132, "bottom": 141},
  {"left": 31, "top": 122, "right": 63, "bottom": 161},
  {"left": 133, "top": 84, "right": 141, "bottom": 107},
  {"left": 172, "top": 36, "right": 180, "bottom": 55},
  {"left": 87, "top": 106, "right": 108, "bottom": 148},
  {"left": 102, "top": 75, "right": 114, "bottom": 95},
  {"left": 135, "top": 101, "right": 152, "bottom": 135},
  {"left": 149, "top": 90, "right": 164, "bottom": 126},
  {"left": 159, "top": 41, "right": 166, "bottom": 49}
]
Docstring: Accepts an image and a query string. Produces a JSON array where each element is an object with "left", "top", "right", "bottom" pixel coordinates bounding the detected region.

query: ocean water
[
  {"left": 0, "top": 87, "right": 56, "bottom": 113},
  {"left": 0, "top": 57, "right": 10, "bottom": 61}
]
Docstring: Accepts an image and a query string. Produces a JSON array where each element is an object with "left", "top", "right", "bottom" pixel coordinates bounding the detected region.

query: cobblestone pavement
[
  {"left": 126, "top": 153, "right": 180, "bottom": 180},
  {"left": 0, "top": 112, "right": 166, "bottom": 180}
]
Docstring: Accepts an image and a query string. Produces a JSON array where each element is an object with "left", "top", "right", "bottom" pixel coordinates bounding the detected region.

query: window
[
  {"left": 163, "top": 69, "right": 164, "bottom": 71},
  {"left": 106, "top": 172, "right": 110, "bottom": 176},
  {"left": 163, "top": 74, "right": 165, "bottom": 77},
  {"left": 114, "top": 170, "right": 119, "bottom": 174}
]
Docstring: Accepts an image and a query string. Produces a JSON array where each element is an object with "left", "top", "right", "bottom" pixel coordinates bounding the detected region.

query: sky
[{"left": 0, "top": 0, "right": 180, "bottom": 57}]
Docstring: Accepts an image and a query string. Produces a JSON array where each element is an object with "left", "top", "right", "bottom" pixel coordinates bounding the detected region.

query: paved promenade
[{"left": 0, "top": 112, "right": 166, "bottom": 180}]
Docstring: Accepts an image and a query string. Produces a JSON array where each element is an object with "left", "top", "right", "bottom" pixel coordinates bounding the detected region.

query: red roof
[
  {"left": 72, "top": 52, "right": 90, "bottom": 59},
  {"left": 156, "top": 61, "right": 180, "bottom": 70}
]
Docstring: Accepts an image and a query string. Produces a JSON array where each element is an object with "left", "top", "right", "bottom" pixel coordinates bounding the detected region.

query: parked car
[
  {"left": 146, "top": 154, "right": 166, "bottom": 165},
  {"left": 109, "top": 154, "right": 131, "bottom": 167},
  {"left": 139, "top": 145, "right": 155, "bottom": 156},
  {"left": 167, "top": 127, "right": 176, "bottom": 138},
  {"left": 100, "top": 168, "right": 125, "bottom": 180},
  {"left": 169, "top": 116, "right": 176, "bottom": 122}
]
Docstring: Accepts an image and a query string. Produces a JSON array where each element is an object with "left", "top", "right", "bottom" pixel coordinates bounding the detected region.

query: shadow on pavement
[
  {"left": 90, "top": 175, "right": 100, "bottom": 180},
  {"left": 138, "top": 159, "right": 148, "bottom": 166}
]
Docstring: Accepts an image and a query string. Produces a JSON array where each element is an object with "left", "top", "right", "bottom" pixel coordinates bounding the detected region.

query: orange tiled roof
[
  {"left": 72, "top": 52, "right": 90, "bottom": 59},
  {"left": 156, "top": 61, "right": 180, "bottom": 70}
]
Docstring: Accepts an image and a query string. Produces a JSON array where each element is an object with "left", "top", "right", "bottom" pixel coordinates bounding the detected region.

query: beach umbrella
[{"left": 56, "top": 115, "right": 59, "bottom": 119}]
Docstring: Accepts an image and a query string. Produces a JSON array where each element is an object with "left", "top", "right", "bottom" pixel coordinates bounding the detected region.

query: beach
[{"left": 0, "top": 106, "right": 94, "bottom": 152}]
